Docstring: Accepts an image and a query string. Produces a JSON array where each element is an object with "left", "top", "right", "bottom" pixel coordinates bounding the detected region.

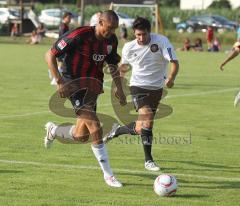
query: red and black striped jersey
[{"left": 51, "top": 26, "right": 120, "bottom": 85}]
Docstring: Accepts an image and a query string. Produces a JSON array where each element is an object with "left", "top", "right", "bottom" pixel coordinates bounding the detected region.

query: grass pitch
[{"left": 0, "top": 42, "right": 240, "bottom": 206}]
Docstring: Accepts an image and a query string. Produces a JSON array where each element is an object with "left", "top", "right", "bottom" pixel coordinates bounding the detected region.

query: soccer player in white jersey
[
  {"left": 220, "top": 41, "right": 240, "bottom": 107},
  {"left": 103, "top": 17, "right": 179, "bottom": 171}
]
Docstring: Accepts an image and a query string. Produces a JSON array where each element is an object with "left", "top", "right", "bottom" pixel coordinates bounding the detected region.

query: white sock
[
  {"left": 58, "top": 66, "right": 64, "bottom": 74},
  {"left": 51, "top": 124, "right": 75, "bottom": 143},
  {"left": 91, "top": 143, "right": 113, "bottom": 178},
  {"left": 48, "top": 69, "right": 52, "bottom": 79}
]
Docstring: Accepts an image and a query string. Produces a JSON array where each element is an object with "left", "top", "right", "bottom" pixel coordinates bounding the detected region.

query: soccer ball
[{"left": 153, "top": 174, "right": 177, "bottom": 197}]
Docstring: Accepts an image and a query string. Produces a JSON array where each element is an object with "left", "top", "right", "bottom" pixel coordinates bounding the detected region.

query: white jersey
[{"left": 121, "top": 33, "right": 177, "bottom": 89}]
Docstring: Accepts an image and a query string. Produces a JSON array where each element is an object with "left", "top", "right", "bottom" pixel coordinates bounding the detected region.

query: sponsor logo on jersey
[
  {"left": 93, "top": 54, "right": 106, "bottom": 62},
  {"left": 75, "top": 100, "right": 80, "bottom": 106},
  {"left": 107, "top": 45, "right": 112, "bottom": 54},
  {"left": 150, "top": 44, "right": 159, "bottom": 53},
  {"left": 58, "top": 39, "right": 67, "bottom": 50}
]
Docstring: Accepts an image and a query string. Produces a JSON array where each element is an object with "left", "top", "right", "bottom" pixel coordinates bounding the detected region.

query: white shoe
[
  {"left": 145, "top": 160, "right": 160, "bottom": 171},
  {"left": 234, "top": 91, "right": 240, "bottom": 107},
  {"left": 103, "top": 123, "right": 121, "bottom": 144},
  {"left": 44, "top": 122, "right": 56, "bottom": 149},
  {"left": 104, "top": 176, "right": 123, "bottom": 188}
]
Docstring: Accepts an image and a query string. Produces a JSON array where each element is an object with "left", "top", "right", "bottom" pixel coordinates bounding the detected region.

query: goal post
[{"left": 109, "top": 2, "right": 164, "bottom": 34}]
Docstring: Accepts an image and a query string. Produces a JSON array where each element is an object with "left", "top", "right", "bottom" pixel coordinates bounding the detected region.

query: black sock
[
  {"left": 141, "top": 127, "right": 153, "bottom": 162},
  {"left": 115, "top": 122, "right": 137, "bottom": 136}
]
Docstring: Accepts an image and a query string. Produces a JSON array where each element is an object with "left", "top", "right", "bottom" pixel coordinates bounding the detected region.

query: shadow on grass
[
  {"left": 174, "top": 194, "right": 209, "bottom": 198},
  {"left": 181, "top": 180, "right": 240, "bottom": 190},
  {"left": 158, "top": 159, "right": 240, "bottom": 173},
  {"left": 0, "top": 170, "right": 22, "bottom": 174}
]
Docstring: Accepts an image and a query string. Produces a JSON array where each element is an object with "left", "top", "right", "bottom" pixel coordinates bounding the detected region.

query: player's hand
[
  {"left": 165, "top": 77, "right": 175, "bottom": 88},
  {"left": 220, "top": 63, "right": 225, "bottom": 71},
  {"left": 114, "top": 88, "right": 127, "bottom": 106},
  {"left": 56, "top": 78, "right": 68, "bottom": 98}
]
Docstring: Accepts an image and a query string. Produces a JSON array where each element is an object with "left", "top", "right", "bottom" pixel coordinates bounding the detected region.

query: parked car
[
  {"left": 115, "top": 12, "right": 134, "bottom": 28},
  {"left": 0, "top": 8, "right": 20, "bottom": 24},
  {"left": 176, "top": 15, "right": 237, "bottom": 33},
  {"left": 38, "top": 9, "right": 81, "bottom": 27}
]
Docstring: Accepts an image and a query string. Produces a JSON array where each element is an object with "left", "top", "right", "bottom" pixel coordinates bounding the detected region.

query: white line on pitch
[
  {"left": 164, "top": 87, "right": 239, "bottom": 99},
  {"left": 0, "top": 159, "right": 239, "bottom": 182},
  {"left": 0, "top": 87, "right": 238, "bottom": 119}
]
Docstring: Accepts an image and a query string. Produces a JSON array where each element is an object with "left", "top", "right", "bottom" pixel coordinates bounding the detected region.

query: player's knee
[
  {"left": 86, "top": 120, "right": 101, "bottom": 131},
  {"left": 134, "top": 121, "right": 141, "bottom": 134},
  {"left": 135, "top": 125, "right": 141, "bottom": 134},
  {"left": 74, "top": 134, "right": 90, "bottom": 143},
  {"left": 142, "top": 120, "right": 153, "bottom": 129},
  {"left": 139, "top": 110, "right": 154, "bottom": 122}
]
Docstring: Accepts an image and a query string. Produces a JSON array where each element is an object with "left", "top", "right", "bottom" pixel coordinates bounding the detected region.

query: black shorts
[
  {"left": 69, "top": 89, "right": 97, "bottom": 114},
  {"left": 130, "top": 86, "right": 163, "bottom": 112}
]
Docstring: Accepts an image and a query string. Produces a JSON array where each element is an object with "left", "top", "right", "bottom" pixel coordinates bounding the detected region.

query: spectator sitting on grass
[
  {"left": 177, "top": 38, "right": 191, "bottom": 51},
  {"left": 193, "top": 38, "right": 203, "bottom": 52},
  {"left": 27, "top": 29, "right": 41, "bottom": 45},
  {"left": 210, "top": 37, "right": 221, "bottom": 52},
  {"left": 37, "top": 23, "right": 46, "bottom": 39}
]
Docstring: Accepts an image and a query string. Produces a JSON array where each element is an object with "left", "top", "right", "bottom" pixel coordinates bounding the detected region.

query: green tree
[
  {"left": 157, "top": 0, "right": 180, "bottom": 7},
  {"left": 209, "top": 0, "right": 231, "bottom": 9}
]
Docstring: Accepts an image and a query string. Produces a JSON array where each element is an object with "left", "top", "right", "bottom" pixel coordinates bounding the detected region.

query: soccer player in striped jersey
[
  {"left": 44, "top": 10, "right": 126, "bottom": 188},
  {"left": 103, "top": 17, "right": 179, "bottom": 171}
]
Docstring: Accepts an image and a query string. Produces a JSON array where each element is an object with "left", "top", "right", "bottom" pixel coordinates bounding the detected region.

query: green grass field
[{"left": 0, "top": 41, "right": 240, "bottom": 206}]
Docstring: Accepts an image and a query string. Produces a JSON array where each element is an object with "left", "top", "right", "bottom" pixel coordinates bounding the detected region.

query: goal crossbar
[{"left": 110, "top": 2, "right": 164, "bottom": 34}]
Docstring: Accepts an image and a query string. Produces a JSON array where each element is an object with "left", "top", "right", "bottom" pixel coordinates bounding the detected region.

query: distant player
[
  {"left": 44, "top": 10, "right": 126, "bottom": 187},
  {"left": 49, "top": 12, "right": 72, "bottom": 85},
  {"left": 59, "top": 12, "right": 72, "bottom": 37},
  {"left": 220, "top": 41, "right": 240, "bottom": 106},
  {"left": 103, "top": 17, "right": 179, "bottom": 171}
]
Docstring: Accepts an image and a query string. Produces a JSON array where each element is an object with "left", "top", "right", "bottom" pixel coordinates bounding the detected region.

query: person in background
[
  {"left": 193, "top": 38, "right": 203, "bottom": 52},
  {"left": 10, "top": 22, "right": 18, "bottom": 39},
  {"left": 206, "top": 26, "right": 214, "bottom": 51},
  {"left": 37, "top": 23, "right": 46, "bottom": 39},
  {"left": 27, "top": 29, "right": 41, "bottom": 44},
  {"left": 49, "top": 12, "right": 72, "bottom": 85},
  {"left": 120, "top": 23, "right": 128, "bottom": 42},
  {"left": 211, "top": 37, "right": 221, "bottom": 52},
  {"left": 177, "top": 38, "right": 191, "bottom": 51},
  {"left": 59, "top": 12, "right": 72, "bottom": 37}
]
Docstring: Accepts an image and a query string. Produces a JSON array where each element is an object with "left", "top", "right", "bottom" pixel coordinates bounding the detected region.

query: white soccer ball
[{"left": 153, "top": 174, "right": 177, "bottom": 197}]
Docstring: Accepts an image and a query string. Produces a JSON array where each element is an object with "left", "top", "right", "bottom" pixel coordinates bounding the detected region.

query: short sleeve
[
  {"left": 51, "top": 31, "right": 77, "bottom": 57},
  {"left": 105, "top": 36, "right": 121, "bottom": 65},
  {"left": 121, "top": 44, "right": 129, "bottom": 64},
  {"left": 161, "top": 37, "right": 177, "bottom": 62}
]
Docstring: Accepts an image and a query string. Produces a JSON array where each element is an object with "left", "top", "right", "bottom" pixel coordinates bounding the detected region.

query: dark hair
[
  {"left": 62, "top": 12, "right": 72, "bottom": 19},
  {"left": 132, "top": 17, "right": 151, "bottom": 32},
  {"left": 100, "top": 10, "right": 119, "bottom": 22}
]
